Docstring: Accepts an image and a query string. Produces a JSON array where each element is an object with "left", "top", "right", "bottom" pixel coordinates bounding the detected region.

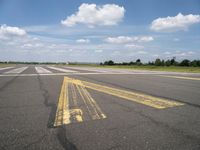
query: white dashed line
[
  {"left": 64, "top": 67, "right": 109, "bottom": 73},
  {"left": 4, "top": 67, "right": 28, "bottom": 74},
  {"left": 47, "top": 66, "right": 78, "bottom": 73},
  {"left": 35, "top": 67, "right": 52, "bottom": 74}
]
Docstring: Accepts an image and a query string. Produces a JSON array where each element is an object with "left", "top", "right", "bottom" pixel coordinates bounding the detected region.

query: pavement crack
[
  {"left": 57, "top": 126, "right": 78, "bottom": 150},
  {"left": 23, "top": 134, "right": 47, "bottom": 149},
  {"left": 36, "top": 75, "right": 78, "bottom": 150},
  {"left": 36, "top": 75, "right": 57, "bottom": 128}
]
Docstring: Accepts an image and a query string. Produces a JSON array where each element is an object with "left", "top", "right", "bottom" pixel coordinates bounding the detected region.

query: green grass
[
  {"left": 0, "top": 64, "right": 15, "bottom": 68},
  {"left": 67, "top": 64, "right": 200, "bottom": 73}
]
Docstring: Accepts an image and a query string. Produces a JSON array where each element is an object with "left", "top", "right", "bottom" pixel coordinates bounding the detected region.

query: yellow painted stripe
[
  {"left": 71, "top": 83, "right": 78, "bottom": 107},
  {"left": 69, "top": 108, "right": 83, "bottom": 122},
  {"left": 54, "top": 78, "right": 70, "bottom": 127},
  {"left": 54, "top": 77, "right": 107, "bottom": 126},
  {"left": 159, "top": 75, "right": 200, "bottom": 81},
  {"left": 69, "top": 83, "right": 83, "bottom": 123},
  {"left": 79, "top": 84, "right": 106, "bottom": 119},
  {"left": 76, "top": 83, "right": 96, "bottom": 119},
  {"left": 82, "top": 86, "right": 106, "bottom": 119},
  {"left": 65, "top": 77, "right": 184, "bottom": 109},
  {"left": 65, "top": 77, "right": 106, "bottom": 120},
  {"left": 75, "top": 82, "right": 106, "bottom": 120}
]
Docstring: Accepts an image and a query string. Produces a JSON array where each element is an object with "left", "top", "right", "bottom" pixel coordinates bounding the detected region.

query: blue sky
[{"left": 0, "top": 0, "right": 200, "bottom": 62}]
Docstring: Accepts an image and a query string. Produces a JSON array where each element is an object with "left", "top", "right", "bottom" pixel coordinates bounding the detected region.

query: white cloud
[
  {"left": 188, "top": 51, "right": 195, "bottom": 55},
  {"left": 112, "top": 51, "right": 121, "bottom": 56},
  {"left": 0, "top": 24, "right": 26, "bottom": 39},
  {"left": 139, "top": 36, "right": 154, "bottom": 42},
  {"left": 95, "top": 49, "right": 103, "bottom": 53},
  {"left": 152, "top": 54, "right": 159, "bottom": 57},
  {"left": 125, "top": 44, "right": 144, "bottom": 49},
  {"left": 164, "top": 51, "right": 171, "bottom": 55},
  {"left": 150, "top": 13, "right": 200, "bottom": 32},
  {"left": 178, "top": 51, "right": 195, "bottom": 56},
  {"left": 137, "top": 51, "right": 148, "bottom": 54},
  {"left": 76, "top": 39, "right": 90, "bottom": 43},
  {"left": 61, "top": 3, "right": 125, "bottom": 27},
  {"left": 105, "top": 36, "right": 154, "bottom": 44}
]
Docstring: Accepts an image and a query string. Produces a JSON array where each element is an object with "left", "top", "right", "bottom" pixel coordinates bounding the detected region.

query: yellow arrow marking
[
  {"left": 54, "top": 77, "right": 106, "bottom": 127},
  {"left": 54, "top": 76, "right": 184, "bottom": 127},
  {"left": 65, "top": 77, "right": 184, "bottom": 109}
]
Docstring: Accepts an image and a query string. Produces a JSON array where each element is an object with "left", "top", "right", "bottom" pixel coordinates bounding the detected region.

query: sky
[{"left": 0, "top": 0, "right": 200, "bottom": 62}]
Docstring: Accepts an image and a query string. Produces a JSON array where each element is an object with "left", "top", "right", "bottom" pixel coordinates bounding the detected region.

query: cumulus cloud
[
  {"left": 150, "top": 13, "right": 200, "bottom": 32},
  {"left": 76, "top": 39, "right": 90, "bottom": 43},
  {"left": 105, "top": 36, "right": 154, "bottom": 44},
  {"left": 164, "top": 51, "right": 171, "bottom": 55},
  {"left": 137, "top": 51, "right": 148, "bottom": 54},
  {"left": 177, "top": 51, "right": 195, "bottom": 56},
  {"left": 125, "top": 44, "right": 144, "bottom": 49},
  {"left": 61, "top": 3, "right": 125, "bottom": 27},
  {"left": 162, "top": 50, "right": 196, "bottom": 57},
  {"left": 95, "top": 49, "right": 103, "bottom": 53},
  {"left": 152, "top": 54, "right": 159, "bottom": 57},
  {"left": 0, "top": 24, "right": 26, "bottom": 39}
]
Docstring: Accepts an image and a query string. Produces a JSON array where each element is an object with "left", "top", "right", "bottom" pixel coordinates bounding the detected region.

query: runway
[{"left": 0, "top": 65, "right": 200, "bottom": 150}]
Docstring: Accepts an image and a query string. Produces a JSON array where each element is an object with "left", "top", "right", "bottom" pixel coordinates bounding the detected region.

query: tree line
[{"left": 101, "top": 57, "right": 200, "bottom": 67}]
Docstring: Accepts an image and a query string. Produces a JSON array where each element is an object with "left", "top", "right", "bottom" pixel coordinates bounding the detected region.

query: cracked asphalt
[{"left": 0, "top": 65, "right": 200, "bottom": 150}]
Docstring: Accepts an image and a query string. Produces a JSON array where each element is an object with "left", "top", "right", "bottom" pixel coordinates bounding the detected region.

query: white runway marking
[
  {"left": 35, "top": 67, "right": 52, "bottom": 74},
  {"left": 64, "top": 67, "right": 109, "bottom": 73},
  {"left": 0, "top": 67, "right": 14, "bottom": 71},
  {"left": 0, "top": 72, "right": 200, "bottom": 77},
  {"left": 47, "top": 66, "right": 78, "bottom": 73},
  {"left": 4, "top": 67, "right": 28, "bottom": 74}
]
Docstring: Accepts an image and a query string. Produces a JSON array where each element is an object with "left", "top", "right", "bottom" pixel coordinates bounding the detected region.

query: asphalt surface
[{"left": 0, "top": 65, "right": 200, "bottom": 150}]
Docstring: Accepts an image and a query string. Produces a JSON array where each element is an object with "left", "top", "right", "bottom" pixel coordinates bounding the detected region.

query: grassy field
[
  {"left": 0, "top": 64, "right": 15, "bottom": 68},
  {"left": 67, "top": 65, "right": 200, "bottom": 73}
]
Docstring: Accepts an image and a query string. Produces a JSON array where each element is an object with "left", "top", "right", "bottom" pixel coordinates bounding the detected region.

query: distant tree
[
  {"left": 190, "top": 60, "right": 197, "bottom": 67},
  {"left": 129, "top": 61, "right": 135, "bottom": 65},
  {"left": 136, "top": 59, "right": 142, "bottom": 65},
  {"left": 170, "top": 57, "right": 177, "bottom": 65},
  {"left": 180, "top": 59, "right": 190, "bottom": 66},
  {"left": 161, "top": 60, "right": 165, "bottom": 66},
  {"left": 148, "top": 61, "right": 154, "bottom": 65},
  {"left": 108, "top": 60, "right": 115, "bottom": 65},
  {"left": 136, "top": 59, "right": 140, "bottom": 63},
  {"left": 190, "top": 60, "right": 200, "bottom": 67},
  {"left": 155, "top": 58, "right": 162, "bottom": 66},
  {"left": 122, "top": 62, "right": 128, "bottom": 65},
  {"left": 165, "top": 60, "right": 171, "bottom": 66},
  {"left": 104, "top": 60, "right": 114, "bottom": 65},
  {"left": 197, "top": 60, "right": 200, "bottom": 67},
  {"left": 104, "top": 61, "right": 108, "bottom": 65}
]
